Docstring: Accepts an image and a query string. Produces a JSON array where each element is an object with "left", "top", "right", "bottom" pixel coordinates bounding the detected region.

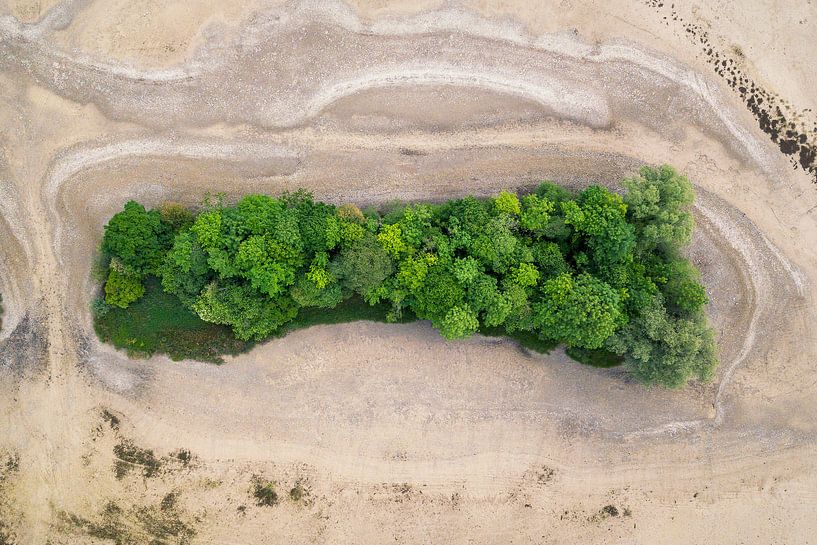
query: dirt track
[{"left": 1, "top": 1, "right": 816, "bottom": 543}]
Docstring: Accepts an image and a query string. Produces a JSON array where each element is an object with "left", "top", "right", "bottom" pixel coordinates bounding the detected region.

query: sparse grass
[
  {"left": 61, "top": 496, "right": 195, "bottom": 545},
  {"left": 96, "top": 287, "right": 417, "bottom": 364},
  {"left": 161, "top": 493, "right": 178, "bottom": 511},
  {"left": 0, "top": 450, "right": 20, "bottom": 545},
  {"left": 94, "top": 277, "right": 252, "bottom": 363},
  {"left": 3, "top": 454, "right": 19, "bottom": 476},
  {"left": 113, "top": 439, "right": 162, "bottom": 479},
  {"left": 0, "top": 522, "right": 15, "bottom": 545},
  {"left": 252, "top": 477, "right": 279, "bottom": 507},
  {"left": 731, "top": 44, "right": 745, "bottom": 58}
]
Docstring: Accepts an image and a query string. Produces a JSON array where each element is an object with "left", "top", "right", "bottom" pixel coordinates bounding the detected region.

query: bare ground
[{"left": 0, "top": 0, "right": 816, "bottom": 543}]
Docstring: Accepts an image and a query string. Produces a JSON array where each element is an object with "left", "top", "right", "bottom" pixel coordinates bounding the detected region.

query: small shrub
[
  {"left": 336, "top": 203, "right": 365, "bottom": 224},
  {"left": 91, "top": 298, "right": 111, "bottom": 319},
  {"left": 159, "top": 201, "right": 195, "bottom": 232},
  {"left": 160, "top": 492, "right": 177, "bottom": 511},
  {"left": 289, "top": 481, "right": 307, "bottom": 502},
  {"left": 252, "top": 477, "right": 279, "bottom": 507},
  {"left": 601, "top": 505, "right": 619, "bottom": 517},
  {"left": 172, "top": 449, "right": 193, "bottom": 466},
  {"left": 100, "top": 409, "right": 120, "bottom": 430}
]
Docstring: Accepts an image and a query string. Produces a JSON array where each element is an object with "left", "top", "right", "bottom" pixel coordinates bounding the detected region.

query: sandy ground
[{"left": 0, "top": 0, "right": 816, "bottom": 543}]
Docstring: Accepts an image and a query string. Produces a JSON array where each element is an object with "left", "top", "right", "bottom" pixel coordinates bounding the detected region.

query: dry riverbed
[{"left": 0, "top": 0, "right": 816, "bottom": 543}]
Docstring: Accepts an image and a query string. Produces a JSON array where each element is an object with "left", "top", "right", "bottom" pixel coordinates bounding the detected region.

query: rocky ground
[{"left": 0, "top": 1, "right": 816, "bottom": 543}]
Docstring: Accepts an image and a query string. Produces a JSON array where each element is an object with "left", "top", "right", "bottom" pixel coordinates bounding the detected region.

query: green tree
[
  {"left": 439, "top": 196, "right": 491, "bottom": 250},
  {"left": 511, "top": 262, "right": 540, "bottom": 287},
  {"left": 661, "top": 258, "right": 708, "bottom": 316},
  {"left": 534, "top": 181, "right": 573, "bottom": 204},
  {"left": 234, "top": 235, "right": 302, "bottom": 298},
  {"left": 531, "top": 242, "right": 571, "bottom": 279},
  {"left": 563, "top": 186, "right": 636, "bottom": 284},
  {"left": 291, "top": 276, "right": 343, "bottom": 308},
  {"left": 494, "top": 191, "right": 521, "bottom": 216},
  {"left": 469, "top": 216, "right": 519, "bottom": 273},
  {"left": 624, "top": 165, "right": 695, "bottom": 253},
  {"left": 105, "top": 268, "right": 145, "bottom": 308},
  {"left": 533, "top": 273, "right": 622, "bottom": 349},
  {"left": 377, "top": 224, "right": 407, "bottom": 258},
  {"left": 439, "top": 305, "right": 480, "bottom": 340},
  {"left": 606, "top": 294, "right": 717, "bottom": 388},
  {"left": 102, "top": 201, "right": 166, "bottom": 275},
  {"left": 498, "top": 282, "right": 533, "bottom": 332},
  {"left": 519, "top": 194, "right": 554, "bottom": 234},
  {"left": 411, "top": 267, "right": 466, "bottom": 326},
  {"left": 160, "top": 231, "right": 211, "bottom": 306},
  {"left": 193, "top": 281, "right": 298, "bottom": 340},
  {"left": 330, "top": 234, "right": 394, "bottom": 298},
  {"left": 452, "top": 256, "right": 481, "bottom": 285}
]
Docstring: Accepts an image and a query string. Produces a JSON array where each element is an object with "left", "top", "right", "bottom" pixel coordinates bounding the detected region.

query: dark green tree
[
  {"left": 102, "top": 201, "right": 166, "bottom": 275},
  {"left": 330, "top": 233, "right": 394, "bottom": 298}
]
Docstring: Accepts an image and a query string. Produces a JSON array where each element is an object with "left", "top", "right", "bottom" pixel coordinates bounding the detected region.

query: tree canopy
[{"left": 95, "top": 165, "right": 718, "bottom": 388}]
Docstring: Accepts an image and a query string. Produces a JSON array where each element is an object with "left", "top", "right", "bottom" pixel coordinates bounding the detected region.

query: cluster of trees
[{"left": 97, "top": 165, "right": 717, "bottom": 388}]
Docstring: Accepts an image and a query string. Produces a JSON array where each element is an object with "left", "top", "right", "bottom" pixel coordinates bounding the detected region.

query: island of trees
[{"left": 93, "top": 165, "right": 717, "bottom": 388}]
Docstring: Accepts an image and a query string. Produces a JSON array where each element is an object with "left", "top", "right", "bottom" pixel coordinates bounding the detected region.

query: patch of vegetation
[
  {"left": 0, "top": 450, "right": 20, "bottom": 545},
  {"left": 113, "top": 439, "right": 162, "bottom": 479},
  {"left": 480, "top": 325, "right": 559, "bottom": 355},
  {"left": 93, "top": 277, "right": 251, "bottom": 363},
  {"left": 289, "top": 480, "right": 308, "bottom": 503},
  {"left": 565, "top": 346, "right": 624, "bottom": 368},
  {"left": 160, "top": 492, "right": 178, "bottom": 511},
  {"left": 60, "top": 496, "right": 195, "bottom": 545},
  {"left": 601, "top": 504, "right": 619, "bottom": 517},
  {"left": 172, "top": 449, "right": 193, "bottom": 467},
  {"left": 101, "top": 408, "right": 121, "bottom": 430},
  {"left": 3, "top": 454, "right": 19, "bottom": 477},
  {"left": 0, "top": 521, "right": 14, "bottom": 545},
  {"left": 276, "top": 296, "right": 416, "bottom": 337},
  {"left": 252, "top": 476, "right": 279, "bottom": 507},
  {"left": 536, "top": 466, "right": 555, "bottom": 484},
  {"left": 95, "top": 166, "right": 717, "bottom": 387}
]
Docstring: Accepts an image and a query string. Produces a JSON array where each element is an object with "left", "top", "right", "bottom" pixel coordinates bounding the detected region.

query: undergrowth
[
  {"left": 93, "top": 285, "right": 618, "bottom": 367},
  {"left": 94, "top": 277, "right": 251, "bottom": 363}
]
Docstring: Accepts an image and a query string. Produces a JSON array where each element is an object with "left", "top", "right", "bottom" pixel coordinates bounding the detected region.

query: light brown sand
[{"left": 0, "top": 0, "right": 816, "bottom": 543}]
